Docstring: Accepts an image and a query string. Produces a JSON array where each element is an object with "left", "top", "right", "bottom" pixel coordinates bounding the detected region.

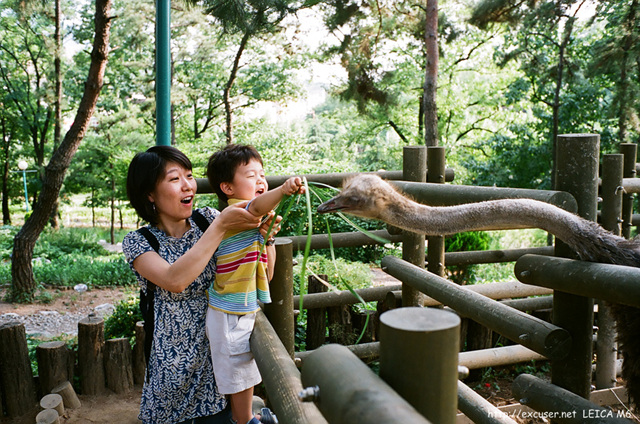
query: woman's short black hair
[
  {"left": 126, "top": 145, "right": 192, "bottom": 225},
  {"left": 207, "top": 144, "right": 263, "bottom": 202}
]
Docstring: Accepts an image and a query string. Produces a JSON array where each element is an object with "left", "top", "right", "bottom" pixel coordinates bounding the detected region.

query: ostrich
[{"left": 317, "top": 174, "right": 640, "bottom": 408}]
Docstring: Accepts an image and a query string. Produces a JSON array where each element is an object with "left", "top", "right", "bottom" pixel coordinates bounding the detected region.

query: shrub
[{"left": 105, "top": 295, "right": 143, "bottom": 342}]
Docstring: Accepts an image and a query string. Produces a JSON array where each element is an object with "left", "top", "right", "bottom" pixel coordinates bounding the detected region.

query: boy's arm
[{"left": 247, "top": 176, "right": 304, "bottom": 217}]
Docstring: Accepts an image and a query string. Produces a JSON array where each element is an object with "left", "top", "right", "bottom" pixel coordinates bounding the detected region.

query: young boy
[{"left": 206, "top": 144, "right": 304, "bottom": 424}]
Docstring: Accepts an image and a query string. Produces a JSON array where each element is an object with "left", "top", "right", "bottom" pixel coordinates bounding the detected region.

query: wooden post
[
  {"left": 327, "top": 304, "right": 353, "bottom": 345},
  {"left": 36, "top": 341, "right": 72, "bottom": 395},
  {"left": 380, "top": 307, "right": 460, "bottom": 424},
  {"left": 553, "top": 133, "right": 599, "bottom": 398},
  {"left": 35, "top": 408, "right": 60, "bottom": 424},
  {"left": 263, "top": 238, "right": 295, "bottom": 357},
  {"left": 513, "top": 374, "right": 634, "bottom": 423},
  {"left": 77, "top": 314, "right": 105, "bottom": 395},
  {"left": 426, "top": 146, "right": 446, "bottom": 279},
  {"left": 132, "top": 321, "right": 146, "bottom": 385},
  {"left": 104, "top": 338, "right": 134, "bottom": 393},
  {"left": 620, "top": 143, "right": 637, "bottom": 239},
  {"left": 306, "top": 275, "right": 328, "bottom": 350},
  {"left": 251, "top": 312, "right": 328, "bottom": 424},
  {"left": 301, "top": 344, "right": 430, "bottom": 423},
  {"left": 402, "top": 145, "right": 427, "bottom": 307},
  {"left": 40, "top": 393, "right": 64, "bottom": 416},
  {"left": 0, "top": 322, "right": 37, "bottom": 417},
  {"left": 597, "top": 154, "right": 623, "bottom": 390},
  {"left": 51, "top": 380, "right": 81, "bottom": 409}
]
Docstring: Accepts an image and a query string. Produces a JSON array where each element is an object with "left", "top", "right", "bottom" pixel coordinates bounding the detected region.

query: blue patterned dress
[{"left": 122, "top": 207, "right": 227, "bottom": 424}]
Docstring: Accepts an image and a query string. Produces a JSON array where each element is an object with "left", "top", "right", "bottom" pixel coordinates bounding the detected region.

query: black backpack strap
[
  {"left": 191, "top": 208, "right": 210, "bottom": 233},
  {"left": 135, "top": 227, "right": 158, "bottom": 383}
]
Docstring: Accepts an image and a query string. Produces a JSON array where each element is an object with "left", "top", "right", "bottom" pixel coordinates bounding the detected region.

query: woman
[{"left": 122, "top": 145, "right": 280, "bottom": 424}]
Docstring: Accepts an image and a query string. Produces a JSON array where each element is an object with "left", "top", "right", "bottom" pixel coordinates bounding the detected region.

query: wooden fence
[{"left": 1, "top": 137, "right": 638, "bottom": 423}]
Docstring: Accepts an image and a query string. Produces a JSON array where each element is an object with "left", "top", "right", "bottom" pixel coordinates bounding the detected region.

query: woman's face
[
  {"left": 148, "top": 162, "right": 197, "bottom": 223},
  {"left": 222, "top": 159, "right": 268, "bottom": 200}
]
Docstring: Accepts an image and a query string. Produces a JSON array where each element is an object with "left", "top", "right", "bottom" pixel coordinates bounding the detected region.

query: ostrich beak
[{"left": 317, "top": 196, "right": 345, "bottom": 214}]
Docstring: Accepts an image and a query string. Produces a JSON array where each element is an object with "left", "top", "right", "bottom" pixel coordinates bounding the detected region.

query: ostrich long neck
[
  {"left": 384, "top": 196, "right": 579, "bottom": 239},
  {"left": 379, "top": 190, "right": 639, "bottom": 265}
]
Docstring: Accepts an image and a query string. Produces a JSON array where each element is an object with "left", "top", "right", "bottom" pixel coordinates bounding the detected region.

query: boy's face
[{"left": 221, "top": 159, "right": 268, "bottom": 200}]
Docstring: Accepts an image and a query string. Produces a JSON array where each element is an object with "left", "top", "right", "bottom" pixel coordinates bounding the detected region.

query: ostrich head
[{"left": 317, "top": 174, "right": 402, "bottom": 220}]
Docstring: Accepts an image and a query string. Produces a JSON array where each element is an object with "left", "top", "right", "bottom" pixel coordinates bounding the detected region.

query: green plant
[{"left": 104, "top": 295, "right": 143, "bottom": 342}]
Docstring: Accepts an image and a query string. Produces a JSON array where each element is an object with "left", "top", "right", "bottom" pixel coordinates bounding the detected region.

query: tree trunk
[
  {"left": 10, "top": 0, "right": 112, "bottom": 301},
  {"left": 550, "top": 12, "right": 574, "bottom": 190},
  {"left": 618, "top": 0, "right": 637, "bottom": 144},
  {"left": 1, "top": 115, "right": 10, "bottom": 225},
  {"left": 49, "top": 0, "right": 63, "bottom": 230},
  {"left": 423, "top": 0, "right": 439, "bottom": 147},
  {"left": 223, "top": 31, "right": 251, "bottom": 144}
]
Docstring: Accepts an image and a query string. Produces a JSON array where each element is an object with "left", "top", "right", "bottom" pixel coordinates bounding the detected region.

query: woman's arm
[{"left": 132, "top": 203, "right": 261, "bottom": 293}]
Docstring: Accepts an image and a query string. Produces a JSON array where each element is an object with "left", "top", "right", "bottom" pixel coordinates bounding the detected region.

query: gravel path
[{"left": 0, "top": 303, "right": 117, "bottom": 338}]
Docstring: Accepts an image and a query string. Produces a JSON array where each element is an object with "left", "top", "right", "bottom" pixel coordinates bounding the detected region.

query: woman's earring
[{"left": 152, "top": 203, "right": 156, "bottom": 213}]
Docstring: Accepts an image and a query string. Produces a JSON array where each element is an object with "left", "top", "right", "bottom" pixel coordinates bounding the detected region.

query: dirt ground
[{"left": 1, "top": 286, "right": 141, "bottom": 424}]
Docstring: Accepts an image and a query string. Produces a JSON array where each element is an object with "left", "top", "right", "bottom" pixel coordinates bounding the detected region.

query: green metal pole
[
  {"left": 155, "top": 0, "right": 171, "bottom": 146},
  {"left": 21, "top": 171, "right": 29, "bottom": 212}
]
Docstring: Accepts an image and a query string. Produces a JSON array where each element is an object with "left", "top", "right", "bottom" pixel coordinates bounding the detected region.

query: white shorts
[{"left": 205, "top": 308, "right": 262, "bottom": 395}]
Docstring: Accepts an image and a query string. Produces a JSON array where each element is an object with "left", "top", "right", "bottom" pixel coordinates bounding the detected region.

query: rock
[{"left": 94, "top": 303, "right": 115, "bottom": 318}]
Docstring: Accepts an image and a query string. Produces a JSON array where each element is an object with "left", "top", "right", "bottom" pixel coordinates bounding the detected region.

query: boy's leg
[{"left": 230, "top": 386, "right": 254, "bottom": 424}]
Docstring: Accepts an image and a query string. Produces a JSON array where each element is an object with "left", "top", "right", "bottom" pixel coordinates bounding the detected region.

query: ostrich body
[{"left": 317, "top": 174, "right": 640, "bottom": 407}]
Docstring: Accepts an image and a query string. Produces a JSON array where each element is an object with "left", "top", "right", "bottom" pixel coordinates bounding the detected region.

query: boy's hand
[{"left": 280, "top": 176, "right": 306, "bottom": 196}]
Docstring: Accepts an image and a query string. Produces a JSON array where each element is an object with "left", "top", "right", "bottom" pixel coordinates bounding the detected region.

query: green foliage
[
  {"left": 0, "top": 226, "right": 135, "bottom": 287},
  {"left": 293, "top": 254, "right": 373, "bottom": 294},
  {"left": 105, "top": 295, "right": 143, "bottom": 341},
  {"left": 444, "top": 231, "right": 491, "bottom": 285}
]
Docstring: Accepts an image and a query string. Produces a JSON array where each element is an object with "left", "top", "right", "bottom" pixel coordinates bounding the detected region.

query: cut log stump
[
  {"left": 0, "top": 321, "right": 37, "bottom": 417},
  {"left": 105, "top": 338, "right": 134, "bottom": 393},
  {"left": 36, "top": 340, "right": 73, "bottom": 395},
  {"left": 51, "top": 380, "right": 81, "bottom": 409},
  {"left": 132, "top": 321, "right": 146, "bottom": 385},
  {"left": 78, "top": 315, "right": 105, "bottom": 395},
  {"left": 40, "top": 393, "right": 64, "bottom": 416},
  {"left": 35, "top": 408, "right": 60, "bottom": 424}
]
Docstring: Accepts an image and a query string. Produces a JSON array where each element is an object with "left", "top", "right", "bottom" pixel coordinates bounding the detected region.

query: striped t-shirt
[{"left": 207, "top": 199, "right": 271, "bottom": 314}]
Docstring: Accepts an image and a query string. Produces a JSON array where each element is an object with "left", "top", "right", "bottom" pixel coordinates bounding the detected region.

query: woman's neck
[{"left": 156, "top": 217, "right": 191, "bottom": 238}]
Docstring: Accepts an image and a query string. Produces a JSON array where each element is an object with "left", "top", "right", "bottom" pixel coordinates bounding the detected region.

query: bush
[
  {"left": 104, "top": 295, "right": 143, "bottom": 342},
  {"left": 292, "top": 254, "right": 373, "bottom": 295}
]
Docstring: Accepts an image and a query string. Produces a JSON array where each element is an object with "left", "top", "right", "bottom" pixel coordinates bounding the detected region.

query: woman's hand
[
  {"left": 260, "top": 211, "right": 282, "bottom": 239},
  {"left": 216, "top": 201, "right": 262, "bottom": 231}
]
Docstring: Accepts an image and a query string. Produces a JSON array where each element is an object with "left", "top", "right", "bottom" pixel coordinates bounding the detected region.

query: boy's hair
[
  {"left": 207, "top": 144, "right": 263, "bottom": 202},
  {"left": 127, "top": 145, "right": 193, "bottom": 225}
]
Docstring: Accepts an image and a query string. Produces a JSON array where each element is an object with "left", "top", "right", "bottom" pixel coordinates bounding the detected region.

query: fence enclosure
[{"left": 1, "top": 135, "right": 638, "bottom": 423}]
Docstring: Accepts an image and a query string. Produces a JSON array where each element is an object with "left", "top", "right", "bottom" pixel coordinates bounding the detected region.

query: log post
[
  {"left": 402, "top": 145, "right": 427, "bottom": 307},
  {"left": 0, "top": 321, "right": 37, "bottom": 417},
  {"left": 597, "top": 153, "right": 623, "bottom": 390},
  {"left": 620, "top": 143, "right": 637, "bottom": 239},
  {"left": 132, "top": 321, "right": 146, "bottom": 385},
  {"left": 553, "top": 133, "right": 599, "bottom": 398},
  {"left": 36, "top": 341, "right": 72, "bottom": 395},
  {"left": 104, "top": 338, "right": 134, "bottom": 393},
  {"left": 77, "top": 314, "right": 105, "bottom": 395},
  {"left": 35, "top": 408, "right": 60, "bottom": 424},
  {"left": 380, "top": 307, "right": 460, "bottom": 424},
  {"left": 263, "top": 238, "right": 295, "bottom": 357},
  {"left": 327, "top": 304, "right": 353, "bottom": 345},
  {"left": 306, "top": 275, "right": 328, "bottom": 350},
  {"left": 40, "top": 393, "right": 64, "bottom": 416},
  {"left": 51, "top": 380, "right": 81, "bottom": 409}
]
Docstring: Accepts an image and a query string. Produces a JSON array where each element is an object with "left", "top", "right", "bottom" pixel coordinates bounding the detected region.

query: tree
[
  {"left": 11, "top": 0, "right": 112, "bottom": 301},
  {"left": 470, "top": 0, "right": 590, "bottom": 185},
  {"left": 423, "top": 0, "right": 438, "bottom": 147},
  {"left": 190, "top": 0, "right": 315, "bottom": 143}
]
